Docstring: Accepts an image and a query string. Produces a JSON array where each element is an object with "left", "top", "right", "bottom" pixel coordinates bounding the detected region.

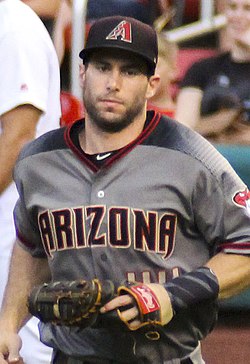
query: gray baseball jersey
[{"left": 13, "top": 111, "right": 250, "bottom": 362}]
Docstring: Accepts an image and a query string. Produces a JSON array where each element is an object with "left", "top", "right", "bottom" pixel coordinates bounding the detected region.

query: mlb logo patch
[{"left": 233, "top": 189, "right": 250, "bottom": 211}]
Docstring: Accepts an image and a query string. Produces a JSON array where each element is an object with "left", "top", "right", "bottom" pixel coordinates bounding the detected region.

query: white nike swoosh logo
[{"left": 96, "top": 152, "right": 112, "bottom": 161}]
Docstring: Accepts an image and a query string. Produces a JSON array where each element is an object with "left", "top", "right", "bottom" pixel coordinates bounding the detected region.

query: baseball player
[
  {"left": 1, "top": 15, "right": 250, "bottom": 364},
  {"left": 0, "top": 0, "right": 61, "bottom": 363}
]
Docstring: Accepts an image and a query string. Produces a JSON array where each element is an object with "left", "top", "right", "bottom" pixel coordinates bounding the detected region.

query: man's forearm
[
  {"left": 0, "top": 105, "right": 41, "bottom": 194},
  {"left": 0, "top": 241, "right": 50, "bottom": 332},
  {"left": 206, "top": 252, "right": 250, "bottom": 300}
]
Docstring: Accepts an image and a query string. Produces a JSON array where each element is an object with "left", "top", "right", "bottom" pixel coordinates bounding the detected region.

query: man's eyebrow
[
  {"left": 123, "top": 61, "right": 143, "bottom": 67},
  {"left": 90, "top": 57, "right": 147, "bottom": 72},
  {"left": 91, "top": 59, "right": 109, "bottom": 65},
  {"left": 119, "top": 60, "right": 147, "bottom": 71}
]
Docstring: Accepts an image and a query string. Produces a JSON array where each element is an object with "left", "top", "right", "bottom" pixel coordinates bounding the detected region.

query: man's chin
[
  {"left": 93, "top": 111, "right": 126, "bottom": 132},
  {"left": 86, "top": 102, "right": 144, "bottom": 133},
  {"left": 97, "top": 120, "right": 127, "bottom": 133}
]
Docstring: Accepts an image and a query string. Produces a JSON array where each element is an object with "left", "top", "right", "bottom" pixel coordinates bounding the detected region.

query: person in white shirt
[{"left": 0, "top": 1, "right": 61, "bottom": 363}]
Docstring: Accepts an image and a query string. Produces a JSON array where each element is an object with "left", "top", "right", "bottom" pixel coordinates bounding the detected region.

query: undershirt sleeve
[{"left": 0, "top": 29, "right": 50, "bottom": 116}]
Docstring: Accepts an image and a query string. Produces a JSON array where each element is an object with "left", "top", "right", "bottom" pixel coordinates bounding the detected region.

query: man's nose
[{"left": 106, "top": 70, "right": 122, "bottom": 91}]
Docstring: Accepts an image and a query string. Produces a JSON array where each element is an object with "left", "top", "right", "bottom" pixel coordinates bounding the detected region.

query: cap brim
[{"left": 79, "top": 45, "right": 155, "bottom": 74}]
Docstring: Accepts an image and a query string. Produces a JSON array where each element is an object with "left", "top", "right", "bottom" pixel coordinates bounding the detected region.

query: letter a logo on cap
[{"left": 106, "top": 21, "right": 132, "bottom": 43}]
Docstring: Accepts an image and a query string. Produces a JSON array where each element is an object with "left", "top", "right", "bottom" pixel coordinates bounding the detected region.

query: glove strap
[
  {"left": 126, "top": 284, "right": 160, "bottom": 315},
  {"left": 117, "top": 283, "right": 173, "bottom": 329}
]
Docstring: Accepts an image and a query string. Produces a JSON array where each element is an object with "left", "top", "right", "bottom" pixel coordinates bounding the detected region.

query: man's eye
[
  {"left": 96, "top": 64, "right": 109, "bottom": 72},
  {"left": 123, "top": 69, "right": 141, "bottom": 76}
]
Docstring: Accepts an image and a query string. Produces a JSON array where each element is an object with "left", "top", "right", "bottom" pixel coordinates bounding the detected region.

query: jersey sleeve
[
  {"left": 13, "top": 144, "right": 48, "bottom": 258},
  {"left": 0, "top": 28, "right": 50, "bottom": 116},
  {"left": 14, "top": 197, "right": 46, "bottom": 258},
  {"left": 193, "top": 156, "right": 250, "bottom": 255}
]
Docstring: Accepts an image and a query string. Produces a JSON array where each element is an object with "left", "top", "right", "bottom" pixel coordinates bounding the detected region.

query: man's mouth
[{"left": 99, "top": 97, "right": 123, "bottom": 105}]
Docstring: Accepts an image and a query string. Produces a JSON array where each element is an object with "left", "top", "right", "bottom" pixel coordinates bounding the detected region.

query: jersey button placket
[
  {"left": 97, "top": 190, "right": 105, "bottom": 198},
  {"left": 89, "top": 183, "right": 108, "bottom": 276}
]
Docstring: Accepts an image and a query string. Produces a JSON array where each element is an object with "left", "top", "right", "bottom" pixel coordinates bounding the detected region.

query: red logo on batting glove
[{"left": 131, "top": 284, "right": 160, "bottom": 314}]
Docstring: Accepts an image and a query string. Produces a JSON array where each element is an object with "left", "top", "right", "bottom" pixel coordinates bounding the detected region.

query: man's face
[
  {"left": 80, "top": 49, "right": 157, "bottom": 133},
  {"left": 225, "top": 0, "right": 250, "bottom": 37}
]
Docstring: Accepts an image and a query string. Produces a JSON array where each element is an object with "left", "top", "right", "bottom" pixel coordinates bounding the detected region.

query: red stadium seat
[
  {"left": 177, "top": 47, "right": 218, "bottom": 81},
  {"left": 60, "top": 91, "right": 84, "bottom": 127}
]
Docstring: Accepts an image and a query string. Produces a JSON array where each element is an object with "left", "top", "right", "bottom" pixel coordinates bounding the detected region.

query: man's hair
[{"left": 83, "top": 51, "right": 153, "bottom": 78}]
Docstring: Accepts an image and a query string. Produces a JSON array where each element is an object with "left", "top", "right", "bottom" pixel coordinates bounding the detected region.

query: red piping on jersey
[
  {"left": 64, "top": 112, "right": 161, "bottom": 172},
  {"left": 217, "top": 241, "right": 250, "bottom": 253},
  {"left": 64, "top": 122, "right": 99, "bottom": 172},
  {"left": 106, "top": 111, "right": 161, "bottom": 166}
]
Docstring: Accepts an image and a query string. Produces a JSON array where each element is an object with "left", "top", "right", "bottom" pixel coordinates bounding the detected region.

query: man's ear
[
  {"left": 79, "top": 63, "right": 86, "bottom": 87},
  {"left": 146, "top": 74, "right": 160, "bottom": 99}
]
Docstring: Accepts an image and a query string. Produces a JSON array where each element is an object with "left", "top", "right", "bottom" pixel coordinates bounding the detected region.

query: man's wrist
[{"left": 164, "top": 267, "right": 219, "bottom": 314}]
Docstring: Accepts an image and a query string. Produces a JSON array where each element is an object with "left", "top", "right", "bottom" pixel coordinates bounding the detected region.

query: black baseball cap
[{"left": 79, "top": 16, "right": 158, "bottom": 75}]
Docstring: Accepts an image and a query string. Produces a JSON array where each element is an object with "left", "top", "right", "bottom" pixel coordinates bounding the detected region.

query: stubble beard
[{"left": 83, "top": 95, "right": 146, "bottom": 133}]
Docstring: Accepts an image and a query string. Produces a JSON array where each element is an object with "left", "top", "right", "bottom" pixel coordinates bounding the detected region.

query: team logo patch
[
  {"left": 106, "top": 20, "right": 132, "bottom": 43},
  {"left": 233, "top": 189, "right": 250, "bottom": 209}
]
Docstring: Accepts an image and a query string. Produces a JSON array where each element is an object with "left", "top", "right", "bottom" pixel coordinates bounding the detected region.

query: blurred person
[
  {"left": 205, "top": 99, "right": 250, "bottom": 314},
  {"left": 147, "top": 33, "right": 178, "bottom": 117},
  {"left": 175, "top": 0, "right": 250, "bottom": 133},
  {"left": 53, "top": 0, "right": 73, "bottom": 66},
  {"left": 196, "top": 104, "right": 250, "bottom": 145},
  {"left": 22, "top": 0, "right": 60, "bottom": 36},
  {"left": 0, "top": 0, "right": 61, "bottom": 363},
  {"left": 200, "top": 0, "right": 250, "bottom": 306}
]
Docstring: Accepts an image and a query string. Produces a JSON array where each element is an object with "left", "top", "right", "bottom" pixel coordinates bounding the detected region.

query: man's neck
[{"left": 79, "top": 114, "right": 146, "bottom": 155}]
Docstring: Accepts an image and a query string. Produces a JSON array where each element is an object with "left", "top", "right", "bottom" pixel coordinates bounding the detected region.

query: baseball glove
[
  {"left": 117, "top": 281, "right": 174, "bottom": 332},
  {"left": 28, "top": 279, "right": 115, "bottom": 327}
]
